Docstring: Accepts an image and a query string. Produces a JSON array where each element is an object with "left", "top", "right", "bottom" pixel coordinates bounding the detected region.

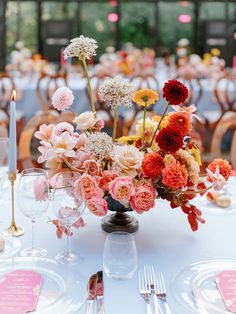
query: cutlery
[
  {"left": 156, "top": 272, "right": 172, "bottom": 314},
  {"left": 96, "top": 271, "right": 105, "bottom": 314},
  {"left": 145, "top": 265, "right": 162, "bottom": 314},
  {"left": 86, "top": 273, "right": 97, "bottom": 314},
  {"left": 139, "top": 271, "right": 153, "bottom": 314}
]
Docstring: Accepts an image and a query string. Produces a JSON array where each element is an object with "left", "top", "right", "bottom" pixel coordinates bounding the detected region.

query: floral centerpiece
[{"left": 35, "top": 35, "right": 210, "bottom": 234}]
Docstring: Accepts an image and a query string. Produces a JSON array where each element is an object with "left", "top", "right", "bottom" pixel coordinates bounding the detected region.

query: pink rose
[
  {"left": 34, "top": 177, "right": 49, "bottom": 201},
  {"left": 108, "top": 176, "right": 135, "bottom": 205},
  {"left": 83, "top": 160, "right": 101, "bottom": 176},
  {"left": 74, "top": 174, "right": 98, "bottom": 200},
  {"left": 52, "top": 87, "right": 74, "bottom": 111},
  {"left": 87, "top": 197, "right": 108, "bottom": 216},
  {"left": 130, "top": 185, "right": 156, "bottom": 214}
]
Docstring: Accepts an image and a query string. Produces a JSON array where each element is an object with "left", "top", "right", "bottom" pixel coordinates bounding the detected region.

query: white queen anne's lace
[
  {"left": 86, "top": 132, "right": 113, "bottom": 160},
  {"left": 99, "top": 76, "right": 134, "bottom": 108},
  {"left": 64, "top": 35, "right": 98, "bottom": 60}
]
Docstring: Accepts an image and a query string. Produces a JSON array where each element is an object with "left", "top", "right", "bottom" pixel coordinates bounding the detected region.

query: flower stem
[
  {"left": 113, "top": 107, "right": 118, "bottom": 143},
  {"left": 142, "top": 108, "right": 147, "bottom": 143},
  {"left": 149, "top": 103, "right": 169, "bottom": 147},
  {"left": 82, "top": 58, "right": 96, "bottom": 113}
]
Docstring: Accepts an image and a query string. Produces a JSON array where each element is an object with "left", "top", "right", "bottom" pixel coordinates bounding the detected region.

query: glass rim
[
  {"left": 106, "top": 231, "right": 135, "bottom": 241},
  {"left": 20, "top": 168, "right": 47, "bottom": 176}
]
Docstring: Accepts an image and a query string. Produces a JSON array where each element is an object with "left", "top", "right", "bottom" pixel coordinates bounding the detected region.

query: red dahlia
[
  {"left": 142, "top": 152, "right": 165, "bottom": 178},
  {"left": 163, "top": 79, "right": 188, "bottom": 105},
  {"left": 168, "top": 112, "right": 192, "bottom": 136},
  {"left": 156, "top": 126, "right": 183, "bottom": 152}
]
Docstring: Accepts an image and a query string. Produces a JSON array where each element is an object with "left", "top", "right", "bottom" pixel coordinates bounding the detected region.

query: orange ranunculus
[{"left": 162, "top": 162, "right": 188, "bottom": 190}]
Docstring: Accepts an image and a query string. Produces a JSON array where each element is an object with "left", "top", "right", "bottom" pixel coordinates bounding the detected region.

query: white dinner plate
[
  {"left": 0, "top": 257, "right": 86, "bottom": 314},
  {"left": 0, "top": 235, "right": 21, "bottom": 259},
  {"left": 171, "top": 259, "right": 236, "bottom": 314}
]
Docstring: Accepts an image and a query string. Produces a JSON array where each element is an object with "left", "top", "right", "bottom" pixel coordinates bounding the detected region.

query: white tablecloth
[{"left": 1, "top": 177, "right": 236, "bottom": 314}]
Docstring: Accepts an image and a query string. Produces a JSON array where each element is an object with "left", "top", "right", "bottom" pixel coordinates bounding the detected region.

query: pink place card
[
  {"left": 0, "top": 270, "right": 43, "bottom": 314},
  {"left": 215, "top": 270, "right": 236, "bottom": 313}
]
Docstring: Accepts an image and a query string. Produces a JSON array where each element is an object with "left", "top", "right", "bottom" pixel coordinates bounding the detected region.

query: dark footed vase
[{"left": 101, "top": 196, "right": 139, "bottom": 233}]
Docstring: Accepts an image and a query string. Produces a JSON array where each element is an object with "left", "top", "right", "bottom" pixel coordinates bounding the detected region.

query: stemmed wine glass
[
  {"left": 52, "top": 172, "right": 86, "bottom": 264},
  {"left": 17, "top": 168, "right": 50, "bottom": 257}
]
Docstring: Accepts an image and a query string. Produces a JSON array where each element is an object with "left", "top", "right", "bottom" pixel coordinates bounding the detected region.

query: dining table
[{"left": 1, "top": 176, "right": 236, "bottom": 314}]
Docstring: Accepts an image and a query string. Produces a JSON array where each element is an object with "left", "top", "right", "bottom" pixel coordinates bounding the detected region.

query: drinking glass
[
  {"left": 103, "top": 232, "right": 137, "bottom": 279},
  {"left": 17, "top": 168, "right": 50, "bottom": 257},
  {"left": 52, "top": 172, "right": 85, "bottom": 264}
]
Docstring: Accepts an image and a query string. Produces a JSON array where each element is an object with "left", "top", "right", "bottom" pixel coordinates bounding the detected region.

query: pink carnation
[
  {"left": 52, "top": 87, "right": 74, "bottom": 111},
  {"left": 108, "top": 176, "right": 135, "bottom": 206},
  {"left": 130, "top": 185, "right": 156, "bottom": 214},
  {"left": 87, "top": 197, "right": 108, "bottom": 216}
]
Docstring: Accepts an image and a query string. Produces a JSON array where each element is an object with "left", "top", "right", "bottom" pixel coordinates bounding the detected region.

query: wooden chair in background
[
  {"left": 18, "top": 110, "right": 59, "bottom": 170},
  {"left": 36, "top": 72, "right": 68, "bottom": 112}
]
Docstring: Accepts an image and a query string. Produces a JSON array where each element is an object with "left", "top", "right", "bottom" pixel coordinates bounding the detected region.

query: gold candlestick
[{"left": 4, "top": 172, "right": 24, "bottom": 237}]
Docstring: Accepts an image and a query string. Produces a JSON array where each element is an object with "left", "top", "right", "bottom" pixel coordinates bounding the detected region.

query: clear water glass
[
  {"left": 52, "top": 172, "right": 85, "bottom": 264},
  {"left": 17, "top": 168, "right": 50, "bottom": 257},
  {"left": 103, "top": 232, "right": 137, "bottom": 279}
]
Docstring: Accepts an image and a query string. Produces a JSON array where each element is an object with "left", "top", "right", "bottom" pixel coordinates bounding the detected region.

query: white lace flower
[
  {"left": 99, "top": 76, "right": 134, "bottom": 108},
  {"left": 86, "top": 132, "right": 113, "bottom": 160},
  {"left": 64, "top": 35, "right": 98, "bottom": 60}
]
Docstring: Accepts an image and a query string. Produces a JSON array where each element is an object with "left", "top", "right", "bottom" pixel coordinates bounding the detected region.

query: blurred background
[{"left": 0, "top": 0, "right": 236, "bottom": 170}]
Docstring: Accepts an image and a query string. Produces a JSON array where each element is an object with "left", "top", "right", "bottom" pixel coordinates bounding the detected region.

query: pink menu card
[
  {"left": 215, "top": 270, "right": 236, "bottom": 313},
  {"left": 0, "top": 270, "right": 43, "bottom": 314}
]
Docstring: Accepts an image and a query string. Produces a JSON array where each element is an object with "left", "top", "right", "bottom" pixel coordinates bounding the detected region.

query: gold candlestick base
[
  {"left": 3, "top": 224, "right": 24, "bottom": 237},
  {"left": 4, "top": 172, "right": 24, "bottom": 237}
]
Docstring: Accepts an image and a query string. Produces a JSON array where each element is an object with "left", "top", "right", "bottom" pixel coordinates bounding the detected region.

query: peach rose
[
  {"left": 73, "top": 111, "right": 97, "bottom": 131},
  {"left": 108, "top": 176, "right": 135, "bottom": 206},
  {"left": 83, "top": 160, "right": 101, "bottom": 176},
  {"left": 162, "top": 162, "right": 188, "bottom": 190},
  {"left": 130, "top": 185, "right": 156, "bottom": 214},
  {"left": 74, "top": 174, "right": 98, "bottom": 200},
  {"left": 114, "top": 145, "right": 143, "bottom": 177},
  {"left": 87, "top": 197, "right": 108, "bottom": 216}
]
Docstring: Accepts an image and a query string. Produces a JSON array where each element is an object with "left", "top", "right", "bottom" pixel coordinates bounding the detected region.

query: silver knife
[
  {"left": 86, "top": 273, "right": 97, "bottom": 314},
  {"left": 96, "top": 271, "right": 105, "bottom": 314}
]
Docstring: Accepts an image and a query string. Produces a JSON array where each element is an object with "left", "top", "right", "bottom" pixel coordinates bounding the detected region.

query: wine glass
[
  {"left": 52, "top": 172, "right": 85, "bottom": 264},
  {"left": 17, "top": 168, "right": 50, "bottom": 257}
]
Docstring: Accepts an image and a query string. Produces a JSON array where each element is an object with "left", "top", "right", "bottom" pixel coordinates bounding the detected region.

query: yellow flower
[
  {"left": 211, "top": 48, "right": 221, "bottom": 57},
  {"left": 136, "top": 117, "right": 157, "bottom": 139},
  {"left": 152, "top": 115, "right": 169, "bottom": 129},
  {"left": 188, "top": 144, "right": 202, "bottom": 166},
  {"left": 132, "top": 89, "right": 159, "bottom": 107},
  {"left": 118, "top": 135, "right": 141, "bottom": 145}
]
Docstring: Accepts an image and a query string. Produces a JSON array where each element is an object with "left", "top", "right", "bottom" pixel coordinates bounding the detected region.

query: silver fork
[
  {"left": 145, "top": 265, "right": 163, "bottom": 314},
  {"left": 156, "top": 272, "right": 172, "bottom": 314},
  {"left": 139, "top": 271, "right": 153, "bottom": 314}
]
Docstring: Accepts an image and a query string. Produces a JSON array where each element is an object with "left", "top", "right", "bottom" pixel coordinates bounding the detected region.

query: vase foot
[{"left": 101, "top": 212, "right": 139, "bottom": 233}]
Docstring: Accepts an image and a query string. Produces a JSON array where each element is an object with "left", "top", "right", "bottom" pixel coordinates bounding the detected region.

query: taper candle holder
[{"left": 3, "top": 172, "right": 24, "bottom": 237}]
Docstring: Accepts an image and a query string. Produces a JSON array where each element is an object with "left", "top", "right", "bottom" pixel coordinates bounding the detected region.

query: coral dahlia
[
  {"left": 142, "top": 152, "right": 165, "bottom": 178},
  {"left": 208, "top": 159, "right": 232, "bottom": 181},
  {"left": 162, "top": 162, "right": 188, "bottom": 190},
  {"left": 167, "top": 112, "right": 192, "bottom": 136}
]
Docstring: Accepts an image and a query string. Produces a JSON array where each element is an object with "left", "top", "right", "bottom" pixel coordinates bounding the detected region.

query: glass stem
[
  {"left": 31, "top": 220, "right": 36, "bottom": 250},
  {"left": 66, "top": 225, "right": 72, "bottom": 257}
]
